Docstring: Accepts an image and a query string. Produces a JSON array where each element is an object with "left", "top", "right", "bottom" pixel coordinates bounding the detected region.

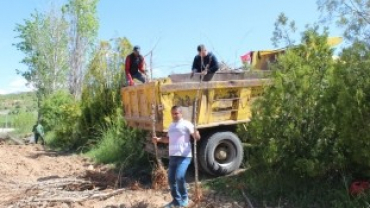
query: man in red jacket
[{"left": 125, "top": 46, "right": 147, "bottom": 86}]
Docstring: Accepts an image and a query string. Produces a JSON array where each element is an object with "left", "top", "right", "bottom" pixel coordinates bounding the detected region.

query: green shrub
[
  {"left": 247, "top": 30, "right": 340, "bottom": 177},
  {"left": 86, "top": 108, "right": 147, "bottom": 166},
  {"left": 327, "top": 41, "right": 370, "bottom": 174},
  {"left": 44, "top": 130, "right": 57, "bottom": 148},
  {"left": 238, "top": 29, "right": 370, "bottom": 207},
  {"left": 247, "top": 37, "right": 370, "bottom": 177},
  {"left": 40, "top": 90, "right": 82, "bottom": 149},
  {"left": 40, "top": 90, "right": 75, "bottom": 132},
  {"left": 52, "top": 102, "right": 82, "bottom": 149}
]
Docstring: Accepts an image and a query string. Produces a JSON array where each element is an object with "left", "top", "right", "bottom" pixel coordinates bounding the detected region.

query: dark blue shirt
[{"left": 192, "top": 52, "right": 219, "bottom": 73}]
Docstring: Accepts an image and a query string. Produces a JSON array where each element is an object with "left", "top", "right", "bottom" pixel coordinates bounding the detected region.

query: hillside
[
  {"left": 0, "top": 92, "right": 37, "bottom": 131},
  {"left": 0, "top": 91, "right": 37, "bottom": 112}
]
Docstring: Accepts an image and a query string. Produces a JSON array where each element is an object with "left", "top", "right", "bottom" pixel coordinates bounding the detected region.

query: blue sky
[{"left": 0, "top": 0, "right": 341, "bottom": 94}]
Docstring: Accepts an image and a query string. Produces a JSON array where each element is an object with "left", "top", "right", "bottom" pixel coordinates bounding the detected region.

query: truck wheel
[{"left": 199, "top": 131, "right": 243, "bottom": 176}]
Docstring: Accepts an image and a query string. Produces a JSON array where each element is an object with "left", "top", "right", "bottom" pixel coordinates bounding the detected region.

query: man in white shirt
[{"left": 152, "top": 106, "right": 200, "bottom": 208}]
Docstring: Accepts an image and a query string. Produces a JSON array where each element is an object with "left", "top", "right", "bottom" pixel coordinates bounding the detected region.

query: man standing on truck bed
[
  {"left": 125, "top": 45, "right": 147, "bottom": 86},
  {"left": 152, "top": 106, "right": 201, "bottom": 208},
  {"left": 192, "top": 44, "right": 219, "bottom": 75}
]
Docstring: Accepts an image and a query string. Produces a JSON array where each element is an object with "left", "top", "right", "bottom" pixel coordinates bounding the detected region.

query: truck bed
[{"left": 121, "top": 70, "right": 269, "bottom": 132}]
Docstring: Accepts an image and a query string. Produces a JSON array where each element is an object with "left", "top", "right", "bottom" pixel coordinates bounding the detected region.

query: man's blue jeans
[
  {"left": 168, "top": 156, "right": 191, "bottom": 206},
  {"left": 131, "top": 72, "right": 146, "bottom": 83}
]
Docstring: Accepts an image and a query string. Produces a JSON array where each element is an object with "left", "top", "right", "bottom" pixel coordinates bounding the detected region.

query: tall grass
[
  {"left": 13, "top": 111, "right": 37, "bottom": 135},
  {"left": 245, "top": 167, "right": 370, "bottom": 208},
  {"left": 86, "top": 117, "right": 147, "bottom": 168},
  {"left": 0, "top": 115, "right": 14, "bottom": 128},
  {"left": 208, "top": 160, "right": 370, "bottom": 208}
]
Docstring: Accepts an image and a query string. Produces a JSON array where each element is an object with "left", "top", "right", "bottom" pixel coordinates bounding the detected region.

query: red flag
[{"left": 240, "top": 52, "right": 252, "bottom": 63}]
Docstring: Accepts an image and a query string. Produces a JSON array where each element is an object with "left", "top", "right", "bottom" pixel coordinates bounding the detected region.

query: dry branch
[
  {"left": 241, "top": 189, "right": 254, "bottom": 208},
  {"left": 24, "top": 188, "right": 125, "bottom": 203}
]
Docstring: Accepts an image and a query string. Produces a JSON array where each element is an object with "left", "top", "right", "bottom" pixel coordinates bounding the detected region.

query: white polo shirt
[{"left": 168, "top": 118, "right": 195, "bottom": 157}]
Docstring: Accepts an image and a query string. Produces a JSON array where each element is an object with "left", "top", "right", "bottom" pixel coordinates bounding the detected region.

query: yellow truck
[
  {"left": 121, "top": 37, "right": 343, "bottom": 176},
  {"left": 121, "top": 71, "right": 268, "bottom": 176}
]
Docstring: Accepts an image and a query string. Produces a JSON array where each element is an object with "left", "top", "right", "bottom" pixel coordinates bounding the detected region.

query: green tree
[
  {"left": 248, "top": 29, "right": 339, "bottom": 177},
  {"left": 80, "top": 38, "right": 132, "bottom": 142},
  {"left": 318, "top": 0, "right": 370, "bottom": 41},
  {"left": 328, "top": 41, "right": 370, "bottom": 171},
  {"left": 271, "top": 13, "right": 297, "bottom": 48},
  {"left": 14, "top": 8, "right": 69, "bottom": 118},
  {"left": 63, "top": 0, "right": 99, "bottom": 100}
]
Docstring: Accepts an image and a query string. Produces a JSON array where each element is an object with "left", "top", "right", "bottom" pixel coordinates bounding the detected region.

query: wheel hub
[{"left": 215, "top": 147, "right": 228, "bottom": 160}]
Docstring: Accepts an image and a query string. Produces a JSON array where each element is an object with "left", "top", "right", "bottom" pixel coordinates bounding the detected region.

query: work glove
[{"left": 201, "top": 69, "right": 208, "bottom": 75}]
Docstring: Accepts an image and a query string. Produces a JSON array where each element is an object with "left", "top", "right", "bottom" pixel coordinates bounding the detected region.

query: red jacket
[{"left": 125, "top": 53, "right": 145, "bottom": 85}]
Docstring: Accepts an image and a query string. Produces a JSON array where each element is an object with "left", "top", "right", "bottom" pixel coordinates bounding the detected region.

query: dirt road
[{"left": 0, "top": 144, "right": 246, "bottom": 208}]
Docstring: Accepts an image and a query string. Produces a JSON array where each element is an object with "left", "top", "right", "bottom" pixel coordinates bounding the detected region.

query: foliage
[
  {"left": 247, "top": 29, "right": 340, "bottom": 177},
  {"left": 0, "top": 92, "right": 37, "bottom": 136},
  {"left": 43, "top": 37, "right": 133, "bottom": 151},
  {"left": 39, "top": 90, "right": 75, "bottom": 131},
  {"left": 248, "top": 28, "right": 370, "bottom": 177},
  {"left": 239, "top": 21, "right": 370, "bottom": 207},
  {"left": 86, "top": 108, "right": 146, "bottom": 165},
  {"left": 271, "top": 13, "right": 297, "bottom": 47},
  {"left": 63, "top": 0, "right": 99, "bottom": 99},
  {"left": 14, "top": 8, "right": 69, "bottom": 111},
  {"left": 209, "top": 165, "right": 370, "bottom": 208},
  {"left": 0, "top": 92, "right": 37, "bottom": 112},
  {"left": 46, "top": 101, "right": 82, "bottom": 149},
  {"left": 40, "top": 90, "right": 82, "bottom": 149},
  {"left": 318, "top": 0, "right": 370, "bottom": 42},
  {"left": 327, "top": 41, "right": 370, "bottom": 173},
  {"left": 12, "top": 111, "right": 37, "bottom": 135},
  {"left": 79, "top": 38, "right": 132, "bottom": 146},
  {"left": 234, "top": 7, "right": 370, "bottom": 207}
]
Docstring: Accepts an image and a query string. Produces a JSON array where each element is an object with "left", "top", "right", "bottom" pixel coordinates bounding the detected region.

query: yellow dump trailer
[{"left": 121, "top": 71, "right": 268, "bottom": 176}]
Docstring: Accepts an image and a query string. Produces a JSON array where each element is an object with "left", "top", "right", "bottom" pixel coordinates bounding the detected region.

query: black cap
[
  {"left": 197, "top": 44, "right": 205, "bottom": 52},
  {"left": 133, "top": 45, "right": 140, "bottom": 51}
]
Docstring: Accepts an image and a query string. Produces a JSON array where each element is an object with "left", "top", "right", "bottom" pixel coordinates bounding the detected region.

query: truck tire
[{"left": 199, "top": 131, "right": 243, "bottom": 176}]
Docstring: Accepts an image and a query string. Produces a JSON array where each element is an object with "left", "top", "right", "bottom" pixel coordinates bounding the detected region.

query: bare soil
[{"left": 0, "top": 144, "right": 246, "bottom": 208}]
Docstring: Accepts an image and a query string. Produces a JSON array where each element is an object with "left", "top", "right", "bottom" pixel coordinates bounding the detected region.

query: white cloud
[
  {"left": 9, "top": 77, "right": 28, "bottom": 88},
  {"left": 0, "top": 89, "right": 7, "bottom": 95},
  {"left": 0, "top": 77, "right": 34, "bottom": 95}
]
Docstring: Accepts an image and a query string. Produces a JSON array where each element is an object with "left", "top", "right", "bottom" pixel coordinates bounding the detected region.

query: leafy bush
[
  {"left": 327, "top": 41, "right": 370, "bottom": 174},
  {"left": 247, "top": 35, "right": 370, "bottom": 178},
  {"left": 247, "top": 30, "right": 341, "bottom": 177},
  {"left": 40, "top": 90, "right": 75, "bottom": 131},
  {"left": 238, "top": 29, "right": 370, "bottom": 207},
  {"left": 40, "top": 90, "right": 82, "bottom": 149},
  {"left": 41, "top": 39, "right": 134, "bottom": 152},
  {"left": 51, "top": 102, "right": 82, "bottom": 149}
]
